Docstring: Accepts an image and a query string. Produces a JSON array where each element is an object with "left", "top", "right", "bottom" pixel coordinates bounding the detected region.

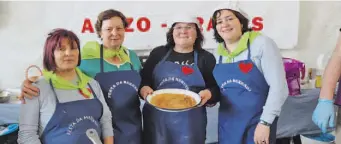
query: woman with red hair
[{"left": 17, "top": 29, "right": 114, "bottom": 144}]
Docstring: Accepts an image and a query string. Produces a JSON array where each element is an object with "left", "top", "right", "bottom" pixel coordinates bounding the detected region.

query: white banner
[
  {"left": 0, "top": 1, "right": 299, "bottom": 88},
  {"left": 75, "top": 1, "right": 300, "bottom": 50},
  {"left": 2, "top": 1, "right": 300, "bottom": 50}
]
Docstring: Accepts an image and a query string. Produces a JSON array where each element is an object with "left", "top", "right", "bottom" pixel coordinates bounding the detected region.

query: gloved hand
[{"left": 312, "top": 99, "right": 335, "bottom": 133}]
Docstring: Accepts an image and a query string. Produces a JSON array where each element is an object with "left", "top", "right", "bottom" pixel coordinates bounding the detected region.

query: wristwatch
[
  {"left": 339, "top": 28, "right": 341, "bottom": 31},
  {"left": 259, "top": 120, "right": 271, "bottom": 126}
]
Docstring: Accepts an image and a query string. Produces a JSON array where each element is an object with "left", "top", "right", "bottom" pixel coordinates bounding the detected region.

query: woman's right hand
[
  {"left": 19, "top": 76, "right": 40, "bottom": 104},
  {"left": 140, "top": 86, "right": 154, "bottom": 100}
]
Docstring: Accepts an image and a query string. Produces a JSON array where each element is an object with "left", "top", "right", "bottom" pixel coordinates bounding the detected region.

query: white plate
[{"left": 146, "top": 88, "right": 201, "bottom": 112}]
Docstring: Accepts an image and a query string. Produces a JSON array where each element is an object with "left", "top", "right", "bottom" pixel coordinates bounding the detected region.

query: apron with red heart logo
[
  {"left": 142, "top": 49, "right": 207, "bottom": 144},
  {"left": 212, "top": 40, "right": 278, "bottom": 144}
]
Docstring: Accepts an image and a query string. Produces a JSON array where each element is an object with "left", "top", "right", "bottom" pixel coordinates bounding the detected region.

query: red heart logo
[
  {"left": 79, "top": 88, "right": 92, "bottom": 98},
  {"left": 239, "top": 62, "right": 253, "bottom": 74},
  {"left": 181, "top": 66, "right": 194, "bottom": 75}
]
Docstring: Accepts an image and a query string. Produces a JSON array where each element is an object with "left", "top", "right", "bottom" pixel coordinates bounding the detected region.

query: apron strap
[
  {"left": 218, "top": 43, "right": 250, "bottom": 63},
  {"left": 247, "top": 34, "right": 251, "bottom": 60},
  {"left": 87, "top": 83, "right": 98, "bottom": 99},
  {"left": 49, "top": 79, "right": 60, "bottom": 104},
  {"left": 160, "top": 48, "right": 173, "bottom": 63},
  {"left": 100, "top": 45, "right": 135, "bottom": 71},
  {"left": 218, "top": 56, "right": 223, "bottom": 64},
  {"left": 122, "top": 49, "right": 135, "bottom": 71},
  {"left": 100, "top": 44, "right": 104, "bottom": 73},
  {"left": 216, "top": 31, "right": 252, "bottom": 64},
  {"left": 194, "top": 51, "right": 198, "bottom": 65},
  {"left": 49, "top": 79, "right": 98, "bottom": 104}
]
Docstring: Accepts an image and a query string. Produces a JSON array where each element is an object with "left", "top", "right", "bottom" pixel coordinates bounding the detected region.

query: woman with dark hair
[
  {"left": 17, "top": 29, "right": 113, "bottom": 144},
  {"left": 211, "top": 3, "right": 288, "bottom": 144},
  {"left": 139, "top": 15, "right": 219, "bottom": 144},
  {"left": 20, "top": 9, "right": 143, "bottom": 144}
]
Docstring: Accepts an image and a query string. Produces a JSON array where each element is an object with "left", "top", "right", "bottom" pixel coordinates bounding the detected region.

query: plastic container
[{"left": 282, "top": 58, "right": 305, "bottom": 96}]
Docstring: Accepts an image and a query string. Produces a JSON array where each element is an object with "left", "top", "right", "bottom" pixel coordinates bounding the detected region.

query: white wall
[
  {"left": 0, "top": 1, "right": 341, "bottom": 89},
  {"left": 280, "top": 1, "right": 341, "bottom": 68}
]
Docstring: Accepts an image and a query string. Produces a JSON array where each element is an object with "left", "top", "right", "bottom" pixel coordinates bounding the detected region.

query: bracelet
[
  {"left": 259, "top": 120, "right": 271, "bottom": 126},
  {"left": 25, "top": 65, "right": 43, "bottom": 81}
]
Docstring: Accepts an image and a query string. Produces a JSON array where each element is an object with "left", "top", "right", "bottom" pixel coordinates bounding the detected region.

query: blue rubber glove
[{"left": 312, "top": 99, "right": 335, "bottom": 133}]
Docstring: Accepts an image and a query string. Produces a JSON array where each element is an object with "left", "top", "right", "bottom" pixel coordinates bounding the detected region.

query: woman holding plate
[{"left": 139, "top": 15, "right": 220, "bottom": 144}]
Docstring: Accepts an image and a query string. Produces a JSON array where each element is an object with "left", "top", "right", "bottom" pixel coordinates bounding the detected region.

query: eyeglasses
[
  {"left": 102, "top": 27, "right": 125, "bottom": 33},
  {"left": 173, "top": 26, "right": 195, "bottom": 31}
]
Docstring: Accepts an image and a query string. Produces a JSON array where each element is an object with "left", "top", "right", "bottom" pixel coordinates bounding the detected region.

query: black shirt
[
  {"left": 167, "top": 50, "right": 195, "bottom": 66},
  {"left": 139, "top": 45, "right": 220, "bottom": 104}
]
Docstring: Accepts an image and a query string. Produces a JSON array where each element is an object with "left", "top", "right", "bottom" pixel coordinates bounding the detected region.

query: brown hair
[
  {"left": 212, "top": 9, "right": 250, "bottom": 43},
  {"left": 95, "top": 9, "right": 128, "bottom": 38},
  {"left": 43, "top": 28, "right": 80, "bottom": 71}
]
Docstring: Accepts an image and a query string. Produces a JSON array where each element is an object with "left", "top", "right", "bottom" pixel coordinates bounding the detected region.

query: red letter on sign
[
  {"left": 252, "top": 17, "right": 263, "bottom": 31},
  {"left": 207, "top": 18, "right": 213, "bottom": 32},
  {"left": 137, "top": 17, "right": 151, "bottom": 32},
  {"left": 196, "top": 17, "right": 204, "bottom": 31},
  {"left": 81, "top": 18, "right": 94, "bottom": 33},
  {"left": 126, "top": 17, "right": 134, "bottom": 32}
]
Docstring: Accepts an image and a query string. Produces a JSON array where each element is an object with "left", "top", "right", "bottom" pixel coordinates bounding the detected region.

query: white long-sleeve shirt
[{"left": 214, "top": 35, "right": 289, "bottom": 124}]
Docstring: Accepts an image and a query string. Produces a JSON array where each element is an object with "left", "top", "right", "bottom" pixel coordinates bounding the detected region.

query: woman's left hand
[
  {"left": 198, "top": 89, "right": 212, "bottom": 106},
  {"left": 254, "top": 123, "right": 270, "bottom": 144}
]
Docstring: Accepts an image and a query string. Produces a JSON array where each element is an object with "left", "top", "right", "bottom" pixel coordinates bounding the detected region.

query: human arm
[
  {"left": 17, "top": 84, "right": 42, "bottom": 144},
  {"left": 312, "top": 30, "right": 341, "bottom": 132},
  {"left": 198, "top": 50, "right": 220, "bottom": 106},
  {"left": 254, "top": 36, "right": 288, "bottom": 144},
  {"left": 89, "top": 80, "right": 114, "bottom": 142},
  {"left": 258, "top": 36, "right": 289, "bottom": 124},
  {"left": 139, "top": 46, "right": 166, "bottom": 99}
]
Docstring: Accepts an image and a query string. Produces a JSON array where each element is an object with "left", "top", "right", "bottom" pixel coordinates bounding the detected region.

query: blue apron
[
  {"left": 213, "top": 40, "right": 278, "bottom": 144},
  {"left": 41, "top": 80, "right": 103, "bottom": 144},
  {"left": 142, "top": 49, "right": 207, "bottom": 144},
  {"left": 94, "top": 45, "right": 142, "bottom": 144}
]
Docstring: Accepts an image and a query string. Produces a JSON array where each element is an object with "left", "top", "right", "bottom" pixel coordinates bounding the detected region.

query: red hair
[{"left": 43, "top": 28, "right": 80, "bottom": 71}]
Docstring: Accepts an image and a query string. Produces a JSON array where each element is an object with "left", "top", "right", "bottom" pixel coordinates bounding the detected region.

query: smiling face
[
  {"left": 100, "top": 16, "right": 125, "bottom": 49},
  {"left": 54, "top": 38, "right": 79, "bottom": 72},
  {"left": 172, "top": 22, "right": 197, "bottom": 48},
  {"left": 215, "top": 9, "right": 243, "bottom": 43}
]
